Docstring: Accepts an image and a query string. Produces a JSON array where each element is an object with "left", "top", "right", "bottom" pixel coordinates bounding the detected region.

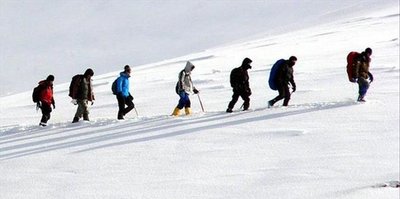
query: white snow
[{"left": 1, "top": 3, "right": 399, "bottom": 199}]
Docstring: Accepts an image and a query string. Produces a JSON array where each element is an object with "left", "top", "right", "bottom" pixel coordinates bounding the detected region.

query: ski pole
[{"left": 197, "top": 94, "right": 205, "bottom": 112}]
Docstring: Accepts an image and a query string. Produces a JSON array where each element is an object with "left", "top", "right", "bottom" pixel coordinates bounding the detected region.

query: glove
[
  {"left": 71, "top": 99, "right": 78, "bottom": 105},
  {"left": 52, "top": 103, "right": 56, "bottom": 109},
  {"left": 193, "top": 88, "right": 199, "bottom": 94},
  {"left": 128, "top": 94, "right": 134, "bottom": 101},
  {"left": 91, "top": 101, "right": 94, "bottom": 105},
  {"left": 36, "top": 101, "right": 42, "bottom": 108},
  {"left": 368, "top": 72, "right": 374, "bottom": 83},
  {"left": 350, "top": 78, "right": 357, "bottom": 83},
  {"left": 292, "top": 86, "right": 296, "bottom": 93}
]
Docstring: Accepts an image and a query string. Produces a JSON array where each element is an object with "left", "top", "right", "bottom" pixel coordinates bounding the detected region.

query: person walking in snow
[
  {"left": 34, "top": 75, "right": 55, "bottom": 126},
  {"left": 353, "top": 48, "right": 374, "bottom": 102},
  {"left": 226, "top": 57, "right": 252, "bottom": 113},
  {"left": 115, "top": 65, "right": 135, "bottom": 120},
  {"left": 268, "top": 56, "right": 297, "bottom": 107},
  {"left": 171, "top": 61, "right": 199, "bottom": 116},
  {"left": 70, "top": 68, "right": 95, "bottom": 123}
]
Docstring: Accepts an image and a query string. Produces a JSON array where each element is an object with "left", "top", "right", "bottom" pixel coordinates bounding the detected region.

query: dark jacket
[
  {"left": 230, "top": 58, "right": 252, "bottom": 94},
  {"left": 76, "top": 76, "right": 95, "bottom": 101},
  {"left": 276, "top": 60, "right": 296, "bottom": 88},
  {"left": 354, "top": 52, "right": 371, "bottom": 79}
]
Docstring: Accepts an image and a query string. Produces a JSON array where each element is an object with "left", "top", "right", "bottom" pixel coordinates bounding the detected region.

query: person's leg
[
  {"left": 40, "top": 103, "right": 52, "bottom": 126},
  {"left": 357, "top": 78, "right": 370, "bottom": 101},
  {"left": 124, "top": 97, "right": 135, "bottom": 116},
  {"left": 282, "top": 85, "right": 291, "bottom": 106},
  {"left": 269, "top": 84, "right": 285, "bottom": 106},
  {"left": 227, "top": 92, "right": 240, "bottom": 112},
  {"left": 241, "top": 93, "right": 250, "bottom": 110},
  {"left": 117, "top": 95, "right": 126, "bottom": 119}
]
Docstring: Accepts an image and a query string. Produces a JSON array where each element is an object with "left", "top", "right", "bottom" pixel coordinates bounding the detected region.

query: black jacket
[{"left": 276, "top": 60, "right": 296, "bottom": 88}]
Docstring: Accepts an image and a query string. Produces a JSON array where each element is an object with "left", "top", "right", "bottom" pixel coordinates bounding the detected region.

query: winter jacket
[
  {"left": 176, "top": 61, "right": 196, "bottom": 94},
  {"left": 38, "top": 80, "right": 54, "bottom": 106},
  {"left": 276, "top": 60, "right": 296, "bottom": 89},
  {"left": 116, "top": 72, "right": 131, "bottom": 97},
  {"left": 354, "top": 52, "right": 371, "bottom": 79},
  {"left": 230, "top": 58, "right": 252, "bottom": 94},
  {"left": 76, "top": 76, "right": 95, "bottom": 101}
]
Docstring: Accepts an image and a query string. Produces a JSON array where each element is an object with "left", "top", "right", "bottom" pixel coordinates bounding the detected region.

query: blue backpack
[{"left": 268, "top": 59, "right": 285, "bottom": 90}]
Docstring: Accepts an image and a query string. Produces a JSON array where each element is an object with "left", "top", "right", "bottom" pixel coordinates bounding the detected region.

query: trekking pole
[
  {"left": 197, "top": 94, "right": 205, "bottom": 112},
  {"left": 134, "top": 107, "right": 139, "bottom": 117}
]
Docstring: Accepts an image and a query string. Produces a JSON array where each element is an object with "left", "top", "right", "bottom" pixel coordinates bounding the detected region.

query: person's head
[
  {"left": 365, "top": 47, "right": 372, "bottom": 56},
  {"left": 288, "top": 56, "right": 297, "bottom": 66},
  {"left": 185, "top": 61, "right": 195, "bottom": 72},
  {"left": 84, "top": 68, "right": 94, "bottom": 78},
  {"left": 124, "top": 65, "right": 131, "bottom": 74},
  {"left": 242, "top": 57, "right": 252, "bottom": 70},
  {"left": 46, "top": 75, "right": 54, "bottom": 85}
]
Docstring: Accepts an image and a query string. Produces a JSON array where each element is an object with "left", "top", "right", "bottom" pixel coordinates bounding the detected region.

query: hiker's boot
[
  {"left": 72, "top": 117, "right": 79, "bottom": 123},
  {"left": 172, "top": 107, "right": 181, "bottom": 116},
  {"left": 226, "top": 108, "right": 233, "bottom": 113},
  {"left": 185, "top": 107, "right": 192, "bottom": 115}
]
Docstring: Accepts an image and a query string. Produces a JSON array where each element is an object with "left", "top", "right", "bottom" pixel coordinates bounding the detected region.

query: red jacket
[{"left": 38, "top": 80, "right": 54, "bottom": 105}]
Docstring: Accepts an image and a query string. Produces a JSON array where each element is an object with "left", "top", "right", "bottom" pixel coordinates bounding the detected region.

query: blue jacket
[{"left": 116, "top": 72, "right": 130, "bottom": 97}]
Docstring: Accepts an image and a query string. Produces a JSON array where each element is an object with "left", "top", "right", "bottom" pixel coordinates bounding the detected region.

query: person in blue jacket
[{"left": 116, "top": 65, "right": 135, "bottom": 120}]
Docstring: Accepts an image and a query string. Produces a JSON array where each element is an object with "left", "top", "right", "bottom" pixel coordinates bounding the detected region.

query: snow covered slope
[{"left": 0, "top": 5, "right": 399, "bottom": 199}]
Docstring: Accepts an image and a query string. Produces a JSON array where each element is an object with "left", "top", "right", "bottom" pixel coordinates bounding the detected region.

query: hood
[
  {"left": 184, "top": 61, "right": 195, "bottom": 73},
  {"left": 241, "top": 57, "right": 252, "bottom": 69},
  {"left": 120, "top": 71, "right": 130, "bottom": 78}
]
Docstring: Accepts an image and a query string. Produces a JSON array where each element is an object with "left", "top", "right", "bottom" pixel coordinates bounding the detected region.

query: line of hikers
[{"left": 32, "top": 47, "right": 373, "bottom": 126}]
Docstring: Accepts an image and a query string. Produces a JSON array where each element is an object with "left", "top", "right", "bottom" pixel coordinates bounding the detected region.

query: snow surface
[{"left": 1, "top": 3, "right": 399, "bottom": 199}]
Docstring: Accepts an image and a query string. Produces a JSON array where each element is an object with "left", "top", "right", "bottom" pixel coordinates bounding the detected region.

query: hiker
[
  {"left": 70, "top": 68, "right": 95, "bottom": 123},
  {"left": 353, "top": 48, "right": 374, "bottom": 102},
  {"left": 171, "top": 61, "right": 199, "bottom": 116},
  {"left": 226, "top": 57, "right": 252, "bottom": 113},
  {"left": 115, "top": 65, "right": 135, "bottom": 120},
  {"left": 268, "top": 56, "right": 297, "bottom": 107},
  {"left": 34, "top": 75, "right": 55, "bottom": 126}
]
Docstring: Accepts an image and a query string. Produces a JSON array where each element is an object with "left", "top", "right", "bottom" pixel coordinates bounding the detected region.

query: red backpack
[{"left": 346, "top": 51, "right": 360, "bottom": 82}]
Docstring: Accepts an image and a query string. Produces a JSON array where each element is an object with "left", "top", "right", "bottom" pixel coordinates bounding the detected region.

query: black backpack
[
  {"left": 68, "top": 74, "right": 83, "bottom": 98},
  {"left": 111, "top": 77, "right": 119, "bottom": 95},
  {"left": 32, "top": 85, "right": 42, "bottom": 103}
]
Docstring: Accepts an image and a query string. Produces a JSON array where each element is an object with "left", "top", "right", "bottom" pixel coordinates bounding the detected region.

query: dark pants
[
  {"left": 269, "top": 83, "right": 291, "bottom": 106},
  {"left": 40, "top": 103, "right": 52, "bottom": 124},
  {"left": 357, "top": 77, "right": 370, "bottom": 97},
  {"left": 228, "top": 91, "right": 250, "bottom": 110},
  {"left": 177, "top": 92, "right": 191, "bottom": 109},
  {"left": 117, "top": 95, "right": 135, "bottom": 119}
]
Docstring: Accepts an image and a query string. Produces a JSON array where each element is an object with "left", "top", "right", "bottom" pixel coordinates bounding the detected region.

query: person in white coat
[{"left": 172, "top": 61, "right": 199, "bottom": 116}]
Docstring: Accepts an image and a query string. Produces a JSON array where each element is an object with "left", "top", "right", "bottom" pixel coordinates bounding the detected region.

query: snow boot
[
  {"left": 72, "top": 117, "right": 79, "bottom": 123},
  {"left": 172, "top": 107, "right": 181, "bottom": 116},
  {"left": 226, "top": 108, "right": 233, "bottom": 113},
  {"left": 357, "top": 95, "right": 366, "bottom": 102},
  {"left": 185, "top": 107, "right": 191, "bottom": 115}
]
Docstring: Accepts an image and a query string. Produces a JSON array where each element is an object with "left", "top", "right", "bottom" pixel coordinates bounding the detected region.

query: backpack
[
  {"left": 346, "top": 51, "right": 360, "bottom": 82},
  {"left": 111, "top": 77, "right": 119, "bottom": 95},
  {"left": 268, "top": 59, "right": 285, "bottom": 90},
  {"left": 32, "top": 85, "right": 42, "bottom": 103},
  {"left": 68, "top": 74, "right": 83, "bottom": 98}
]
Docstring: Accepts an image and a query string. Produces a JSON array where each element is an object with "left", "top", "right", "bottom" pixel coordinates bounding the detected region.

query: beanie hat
[
  {"left": 46, "top": 75, "right": 54, "bottom": 81},
  {"left": 84, "top": 68, "right": 94, "bottom": 76}
]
